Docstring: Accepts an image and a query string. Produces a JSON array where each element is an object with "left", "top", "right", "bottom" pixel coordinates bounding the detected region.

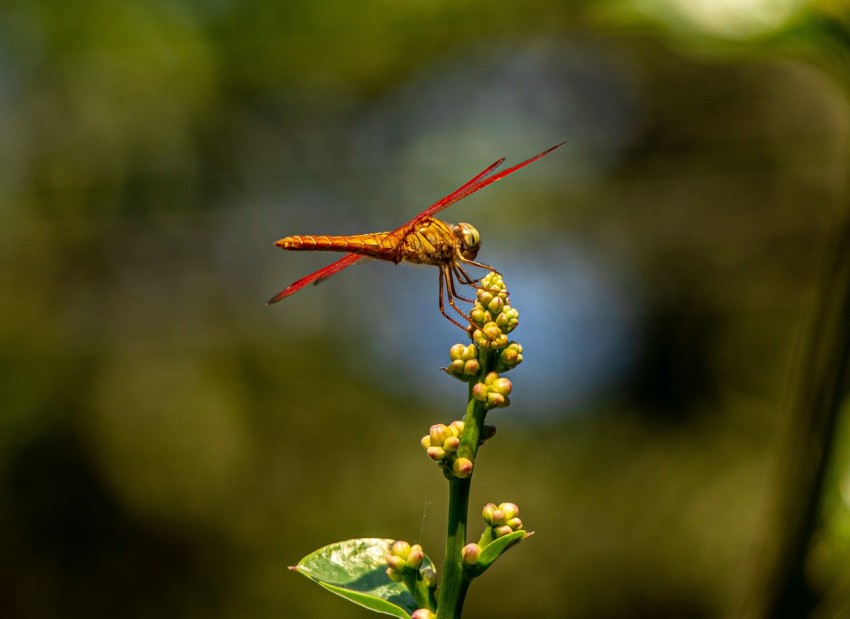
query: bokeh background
[{"left": 2, "top": 0, "right": 850, "bottom": 617}]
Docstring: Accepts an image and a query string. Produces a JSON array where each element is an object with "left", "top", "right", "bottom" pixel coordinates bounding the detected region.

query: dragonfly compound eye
[{"left": 458, "top": 222, "right": 480, "bottom": 260}]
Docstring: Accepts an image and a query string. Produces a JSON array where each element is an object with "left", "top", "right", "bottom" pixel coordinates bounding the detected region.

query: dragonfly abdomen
[{"left": 276, "top": 232, "right": 399, "bottom": 258}]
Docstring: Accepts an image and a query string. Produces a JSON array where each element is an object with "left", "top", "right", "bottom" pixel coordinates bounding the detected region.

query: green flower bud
[
  {"left": 486, "top": 392, "right": 506, "bottom": 408},
  {"left": 494, "top": 524, "right": 514, "bottom": 538},
  {"left": 462, "top": 359, "right": 480, "bottom": 375},
  {"left": 427, "top": 446, "right": 446, "bottom": 461},
  {"left": 453, "top": 457, "right": 473, "bottom": 478},
  {"left": 429, "top": 424, "right": 449, "bottom": 445},
  {"left": 391, "top": 540, "right": 411, "bottom": 559},
  {"left": 507, "top": 517, "right": 523, "bottom": 530},
  {"left": 461, "top": 543, "right": 482, "bottom": 566},
  {"left": 472, "top": 382, "right": 489, "bottom": 402},
  {"left": 499, "top": 502, "right": 520, "bottom": 521},
  {"left": 449, "top": 343, "right": 467, "bottom": 360},
  {"left": 443, "top": 436, "right": 460, "bottom": 452},
  {"left": 386, "top": 567, "right": 403, "bottom": 582},
  {"left": 387, "top": 555, "right": 406, "bottom": 572},
  {"left": 411, "top": 610, "right": 436, "bottom": 619},
  {"left": 469, "top": 306, "right": 490, "bottom": 327},
  {"left": 420, "top": 435, "right": 432, "bottom": 450},
  {"left": 490, "top": 376, "right": 512, "bottom": 397},
  {"left": 482, "top": 502, "right": 497, "bottom": 524},
  {"left": 482, "top": 322, "right": 502, "bottom": 341},
  {"left": 472, "top": 328, "right": 488, "bottom": 349},
  {"left": 406, "top": 544, "right": 424, "bottom": 569},
  {"left": 449, "top": 420, "right": 465, "bottom": 436}
]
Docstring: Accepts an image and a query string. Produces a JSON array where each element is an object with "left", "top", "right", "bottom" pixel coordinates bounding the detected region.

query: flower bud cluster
[
  {"left": 420, "top": 421, "right": 474, "bottom": 478},
  {"left": 472, "top": 371, "right": 512, "bottom": 410},
  {"left": 469, "top": 273, "right": 518, "bottom": 348},
  {"left": 494, "top": 341, "right": 523, "bottom": 372},
  {"left": 385, "top": 540, "right": 424, "bottom": 582},
  {"left": 471, "top": 321, "right": 509, "bottom": 351},
  {"left": 444, "top": 343, "right": 480, "bottom": 381},
  {"left": 482, "top": 502, "right": 523, "bottom": 538}
]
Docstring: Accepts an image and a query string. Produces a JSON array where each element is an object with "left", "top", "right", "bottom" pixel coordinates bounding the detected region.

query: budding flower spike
[
  {"left": 287, "top": 145, "right": 563, "bottom": 619},
  {"left": 269, "top": 143, "right": 564, "bottom": 330}
]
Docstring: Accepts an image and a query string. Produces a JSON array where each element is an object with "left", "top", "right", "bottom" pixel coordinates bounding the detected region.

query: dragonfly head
[{"left": 456, "top": 222, "right": 480, "bottom": 260}]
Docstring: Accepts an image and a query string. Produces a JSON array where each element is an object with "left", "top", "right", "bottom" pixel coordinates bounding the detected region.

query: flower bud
[
  {"left": 452, "top": 457, "right": 473, "bottom": 478},
  {"left": 472, "top": 382, "right": 488, "bottom": 402},
  {"left": 470, "top": 306, "right": 490, "bottom": 327},
  {"left": 461, "top": 543, "right": 482, "bottom": 566},
  {"left": 411, "top": 610, "right": 436, "bottom": 619},
  {"left": 390, "top": 540, "right": 411, "bottom": 559},
  {"left": 386, "top": 567, "right": 403, "bottom": 582},
  {"left": 449, "top": 343, "right": 467, "bottom": 360},
  {"left": 486, "top": 295, "right": 505, "bottom": 315},
  {"left": 448, "top": 359, "right": 465, "bottom": 374},
  {"left": 449, "top": 420, "right": 465, "bottom": 435},
  {"left": 490, "top": 377, "right": 512, "bottom": 396},
  {"left": 429, "top": 424, "right": 449, "bottom": 445},
  {"left": 482, "top": 502, "right": 497, "bottom": 524},
  {"left": 387, "top": 555, "right": 406, "bottom": 571},
  {"left": 494, "top": 525, "right": 514, "bottom": 538},
  {"left": 420, "top": 434, "right": 432, "bottom": 450},
  {"left": 406, "top": 544, "right": 424, "bottom": 569},
  {"left": 427, "top": 446, "right": 445, "bottom": 461},
  {"left": 443, "top": 435, "right": 460, "bottom": 452},
  {"left": 462, "top": 359, "right": 480, "bottom": 375},
  {"left": 486, "top": 392, "right": 506, "bottom": 408},
  {"left": 482, "top": 322, "right": 502, "bottom": 341},
  {"left": 499, "top": 502, "right": 519, "bottom": 521}
]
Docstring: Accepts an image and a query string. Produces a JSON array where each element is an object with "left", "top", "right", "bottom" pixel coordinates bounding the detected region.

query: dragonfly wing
[
  {"left": 415, "top": 142, "right": 565, "bottom": 222},
  {"left": 267, "top": 253, "right": 364, "bottom": 304}
]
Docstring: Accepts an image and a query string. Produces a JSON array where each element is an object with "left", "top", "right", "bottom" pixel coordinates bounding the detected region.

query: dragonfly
[{"left": 269, "top": 143, "right": 564, "bottom": 330}]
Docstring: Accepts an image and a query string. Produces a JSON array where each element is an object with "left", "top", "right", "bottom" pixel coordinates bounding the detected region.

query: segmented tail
[{"left": 275, "top": 232, "right": 398, "bottom": 257}]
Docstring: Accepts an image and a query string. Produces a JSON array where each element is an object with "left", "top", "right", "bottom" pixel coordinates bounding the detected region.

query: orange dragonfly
[{"left": 269, "top": 143, "right": 564, "bottom": 329}]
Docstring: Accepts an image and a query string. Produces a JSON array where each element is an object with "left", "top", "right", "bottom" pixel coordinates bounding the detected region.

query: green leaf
[
  {"left": 468, "top": 530, "right": 529, "bottom": 578},
  {"left": 292, "top": 538, "right": 434, "bottom": 617}
]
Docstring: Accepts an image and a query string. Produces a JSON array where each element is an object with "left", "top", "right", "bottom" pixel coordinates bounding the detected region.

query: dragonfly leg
[
  {"left": 439, "top": 267, "right": 474, "bottom": 331},
  {"left": 457, "top": 258, "right": 508, "bottom": 300},
  {"left": 449, "top": 264, "right": 476, "bottom": 303}
]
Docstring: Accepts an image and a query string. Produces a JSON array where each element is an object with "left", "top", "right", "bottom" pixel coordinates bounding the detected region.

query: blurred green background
[{"left": 2, "top": 0, "right": 850, "bottom": 617}]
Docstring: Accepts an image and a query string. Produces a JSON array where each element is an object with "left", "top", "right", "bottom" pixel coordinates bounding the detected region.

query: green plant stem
[
  {"left": 438, "top": 476, "right": 471, "bottom": 619},
  {"left": 438, "top": 351, "right": 493, "bottom": 619}
]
